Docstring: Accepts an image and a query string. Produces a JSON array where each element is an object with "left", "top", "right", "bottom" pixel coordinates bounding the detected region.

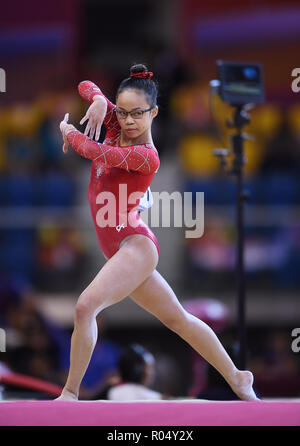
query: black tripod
[{"left": 214, "top": 104, "right": 252, "bottom": 370}]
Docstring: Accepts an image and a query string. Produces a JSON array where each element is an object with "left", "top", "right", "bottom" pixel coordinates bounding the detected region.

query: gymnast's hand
[
  {"left": 59, "top": 113, "right": 76, "bottom": 154},
  {"left": 80, "top": 95, "right": 107, "bottom": 141}
]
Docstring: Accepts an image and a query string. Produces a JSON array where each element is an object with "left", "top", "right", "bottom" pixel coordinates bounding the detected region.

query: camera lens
[{"left": 243, "top": 67, "right": 257, "bottom": 81}]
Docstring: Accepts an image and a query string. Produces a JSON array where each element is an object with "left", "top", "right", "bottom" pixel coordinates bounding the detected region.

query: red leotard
[{"left": 66, "top": 80, "right": 160, "bottom": 259}]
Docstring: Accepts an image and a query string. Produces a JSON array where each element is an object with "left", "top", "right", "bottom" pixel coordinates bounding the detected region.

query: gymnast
[{"left": 56, "top": 63, "right": 258, "bottom": 401}]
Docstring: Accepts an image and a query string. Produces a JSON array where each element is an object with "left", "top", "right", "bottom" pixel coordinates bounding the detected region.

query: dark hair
[
  {"left": 119, "top": 343, "right": 151, "bottom": 384},
  {"left": 116, "top": 63, "right": 158, "bottom": 108}
]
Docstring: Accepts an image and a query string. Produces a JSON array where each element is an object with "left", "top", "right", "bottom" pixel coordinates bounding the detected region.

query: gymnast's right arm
[{"left": 78, "top": 80, "right": 117, "bottom": 141}]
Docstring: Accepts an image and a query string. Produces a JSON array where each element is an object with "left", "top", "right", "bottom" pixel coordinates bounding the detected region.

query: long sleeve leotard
[{"left": 66, "top": 80, "right": 160, "bottom": 259}]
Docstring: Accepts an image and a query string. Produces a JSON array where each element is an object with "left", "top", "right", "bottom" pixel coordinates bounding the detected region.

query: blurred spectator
[{"left": 103, "top": 343, "right": 167, "bottom": 401}]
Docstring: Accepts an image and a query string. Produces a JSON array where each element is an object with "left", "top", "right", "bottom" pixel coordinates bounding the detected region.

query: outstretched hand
[
  {"left": 80, "top": 96, "right": 107, "bottom": 141},
  {"left": 59, "top": 113, "right": 76, "bottom": 154}
]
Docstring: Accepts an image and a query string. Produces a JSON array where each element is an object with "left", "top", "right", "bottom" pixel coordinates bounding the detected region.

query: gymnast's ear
[{"left": 151, "top": 105, "right": 158, "bottom": 119}]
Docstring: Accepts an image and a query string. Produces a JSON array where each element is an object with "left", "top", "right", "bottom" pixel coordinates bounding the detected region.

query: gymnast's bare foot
[
  {"left": 229, "top": 370, "right": 260, "bottom": 401},
  {"left": 55, "top": 388, "right": 78, "bottom": 401}
]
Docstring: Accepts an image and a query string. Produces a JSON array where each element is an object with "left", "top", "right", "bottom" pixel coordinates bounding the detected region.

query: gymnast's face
[{"left": 116, "top": 89, "right": 158, "bottom": 142}]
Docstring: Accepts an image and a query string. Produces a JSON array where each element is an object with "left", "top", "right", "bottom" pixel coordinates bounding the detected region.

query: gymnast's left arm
[
  {"left": 60, "top": 113, "right": 159, "bottom": 173},
  {"left": 62, "top": 123, "right": 159, "bottom": 175}
]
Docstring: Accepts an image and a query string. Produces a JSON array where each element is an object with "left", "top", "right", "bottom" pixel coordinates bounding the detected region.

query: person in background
[{"left": 106, "top": 343, "right": 166, "bottom": 401}]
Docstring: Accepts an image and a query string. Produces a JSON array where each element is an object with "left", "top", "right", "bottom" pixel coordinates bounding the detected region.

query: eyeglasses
[{"left": 115, "top": 107, "right": 154, "bottom": 120}]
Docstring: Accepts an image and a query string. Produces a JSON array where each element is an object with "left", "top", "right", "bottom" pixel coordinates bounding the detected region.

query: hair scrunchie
[{"left": 130, "top": 71, "right": 154, "bottom": 79}]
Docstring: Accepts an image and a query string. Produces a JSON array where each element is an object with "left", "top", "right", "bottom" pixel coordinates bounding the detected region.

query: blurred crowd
[{"left": 0, "top": 89, "right": 90, "bottom": 287}]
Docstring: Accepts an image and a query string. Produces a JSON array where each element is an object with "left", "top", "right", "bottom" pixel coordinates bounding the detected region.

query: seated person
[{"left": 106, "top": 343, "right": 164, "bottom": 401}]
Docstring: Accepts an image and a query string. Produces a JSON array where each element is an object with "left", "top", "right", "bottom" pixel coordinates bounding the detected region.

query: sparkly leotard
[{"left": 66, "top": 80, "right": 160, "bottom": 259}]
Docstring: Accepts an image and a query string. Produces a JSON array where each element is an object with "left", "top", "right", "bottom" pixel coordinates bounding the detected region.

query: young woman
[{"left": 56, "top": 64, "right": 258, "bottom": 401}]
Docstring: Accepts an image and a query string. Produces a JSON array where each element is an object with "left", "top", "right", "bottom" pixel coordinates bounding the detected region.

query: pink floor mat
[{"left": 0, "top": 400, "right": 299, "bottom": 426}]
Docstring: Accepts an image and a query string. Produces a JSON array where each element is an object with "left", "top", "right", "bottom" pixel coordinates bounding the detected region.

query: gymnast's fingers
[
  {"left": 84, "top": 120, "right": 91, "bottom": 136},
  {"left": 80, "top": 115, "right": 88, "bottom": 125},
  {"left": 90, "top": 124, "right": 96, "bottom": 141},
  {"left": 95, "top": 122, "right": 102, "bottom": 141}
]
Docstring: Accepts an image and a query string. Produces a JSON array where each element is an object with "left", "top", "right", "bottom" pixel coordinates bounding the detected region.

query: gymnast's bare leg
[
  {"left": 56, "top": 234, "right": 159, "bottom": 400},
  {"left": 57, "top": 233, "right": 258, "bottom": 401},
  {"left": 129, "top": 270, "right": 258, "bottom": 401}
]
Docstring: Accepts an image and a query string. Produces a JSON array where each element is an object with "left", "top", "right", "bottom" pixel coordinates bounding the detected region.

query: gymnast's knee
[
  {"left": 75, "top": 293, "right": 102, "bottom": 324},
  {"left": 161, "top": 309, "right": 190, "bottom": 334}
]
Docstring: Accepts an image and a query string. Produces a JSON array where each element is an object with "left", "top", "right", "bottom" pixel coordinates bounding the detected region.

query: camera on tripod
[
  {"left": 209, "top": 61, "right": 265, "bottom": 369},
  {"left": 211, "top": 60, "right": 265, "bottom": 167},
  {"left": 212, "top": 60, "right": 265, "bottom": 106}
]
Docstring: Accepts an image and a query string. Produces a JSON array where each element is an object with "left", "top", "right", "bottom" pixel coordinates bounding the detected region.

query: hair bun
[
  {"left": 130, "top": 63, "right": 147, "bottom": 74},
  {"left": 130, "top": 63, "right": 153, "bottom": 79},
  {"left": 117, "top": 63, "right": 158, "bottom": 107}
]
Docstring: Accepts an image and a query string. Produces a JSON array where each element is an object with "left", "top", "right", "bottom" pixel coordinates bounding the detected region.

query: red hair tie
[{"left": 130, "top": 71, "right": 153, "bottom": 79}]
